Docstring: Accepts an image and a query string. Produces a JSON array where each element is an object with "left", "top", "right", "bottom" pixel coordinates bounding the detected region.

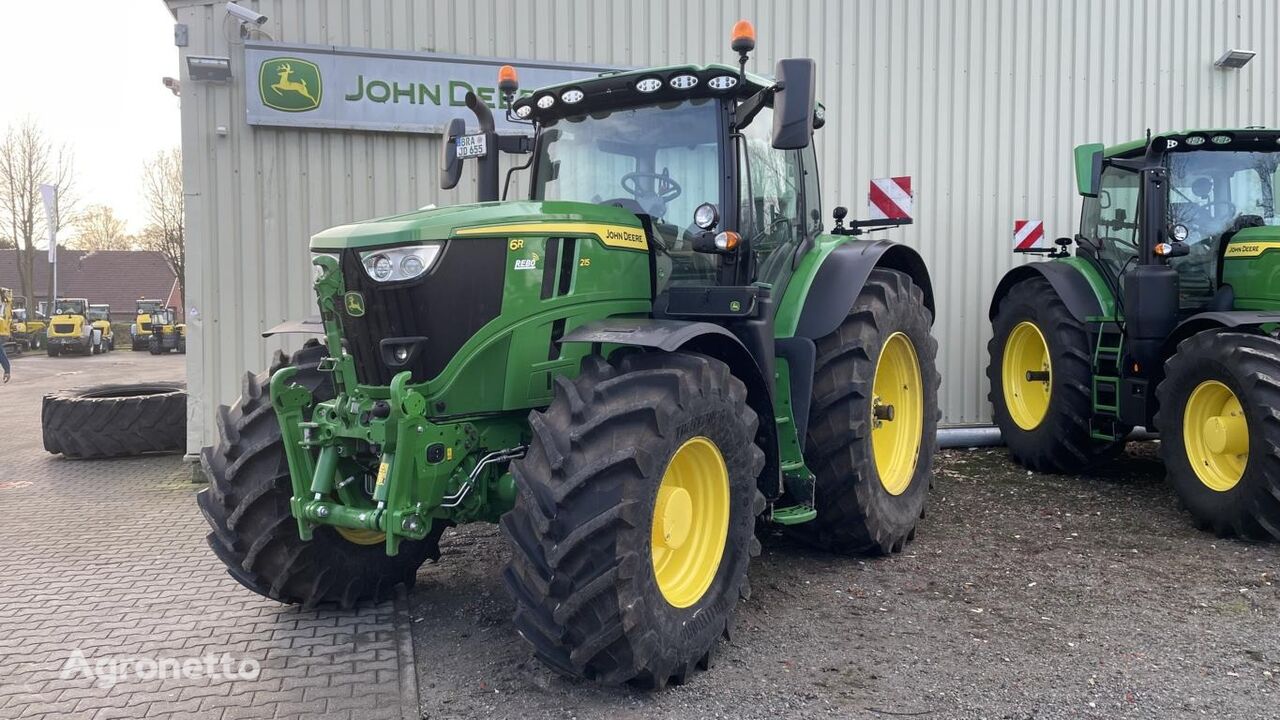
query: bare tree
[
  {"left": 0, "top": 119, "right": 74, "bottom": 305},
  {"left": 71, "top": 204, "right": 133, "bottom": 251},
  {"left": 139, "top": 148, "right": 184, "bottom": 303}
]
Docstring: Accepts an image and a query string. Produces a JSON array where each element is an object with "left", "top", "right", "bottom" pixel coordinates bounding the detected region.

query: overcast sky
[{"left": 0, "top": 1, "right": 181, "bottom": 236}]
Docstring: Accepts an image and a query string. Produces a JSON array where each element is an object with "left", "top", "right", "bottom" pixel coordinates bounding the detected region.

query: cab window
[
  {"left": 738, "top": 105, "right": 804, "bottom": 287},
  {"left": 1080, "top": 166, "right": 1140, "bottom": 279}
]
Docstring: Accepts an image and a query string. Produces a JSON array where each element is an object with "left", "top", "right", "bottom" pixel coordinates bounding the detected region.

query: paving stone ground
[{"left": 0, "top": 352, "right": 411, "bottom": 720}]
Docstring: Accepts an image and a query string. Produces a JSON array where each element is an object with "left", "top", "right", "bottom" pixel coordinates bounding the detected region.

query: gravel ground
[{"left": 410, "top": 443, "right": 1280, "bottom": 719}]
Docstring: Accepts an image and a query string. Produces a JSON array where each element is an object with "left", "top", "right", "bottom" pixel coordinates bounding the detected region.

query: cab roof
[
  {"left": 1102, "top": 127, "right": 1280, "bottom": 158},
  {"left": 513, "top": 62, "right": 821, "bottom": 124}
]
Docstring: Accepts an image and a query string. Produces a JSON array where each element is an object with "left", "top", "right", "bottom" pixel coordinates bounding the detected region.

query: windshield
[
  {"left": 532, "top": 99, "right": 722, "bottom": 224},
  {"left": 56, "top": 300, "right": 86, "bottom": 315},
  {"left": 137, "top": 302, "right": 162, "bottom": 315},
  {"left": 13, "top": 308, "right": 26, "bottom": 321},
  {"left": 1166, "top": 150, "right": 1280, "bottom": 308},
  {"left": 89, "top": 307, "right": 109, "bottom": 322}
]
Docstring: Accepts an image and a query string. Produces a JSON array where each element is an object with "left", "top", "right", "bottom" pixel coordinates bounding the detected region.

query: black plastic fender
[
  {"left": 784, "top": 240, "right": 934, "bottom": 444},
  {"left": 560, "top": 318, "right": 782, "bottom": 499},
  {"left": 794, "top": 239, "right": 935, "bottom": 341},
  {"left": 1163, "top": 310, "right": 1280, "bottom": 358},
  {"left": 989, "top": 262, "right": 1102, "bottom": 324}
]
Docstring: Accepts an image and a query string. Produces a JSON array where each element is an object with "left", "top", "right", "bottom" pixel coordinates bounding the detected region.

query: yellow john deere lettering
[
  {"left": 1224, "top": 241, "right": 1280, "bottom": 258},
  {"left": 457, "top": 223, "right": 648, "bottom": 251}
]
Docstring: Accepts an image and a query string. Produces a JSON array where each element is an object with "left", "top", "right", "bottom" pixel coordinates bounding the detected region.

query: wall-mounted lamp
[
  {"left": 187, "top": 55, "right": 233, "bottom": 83},
  {"left": 1214, "top": 49, "right": 1256, "bottom": 69}
]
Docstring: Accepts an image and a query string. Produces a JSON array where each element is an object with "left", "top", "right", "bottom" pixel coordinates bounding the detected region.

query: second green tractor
[
  {"left": 200, "top": 23, "right": 940, "bottom": 687},
  {"left": 990, "top": 128, "right": 1280, "bottom": 539}
]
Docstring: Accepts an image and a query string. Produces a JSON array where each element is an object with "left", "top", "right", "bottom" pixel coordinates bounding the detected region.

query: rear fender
[
  {"left": 989, "top": 260, "right": 1108, "bottom": 324},
  {"left": 560, "top": 318, "right": 782, "bottom": 499}
]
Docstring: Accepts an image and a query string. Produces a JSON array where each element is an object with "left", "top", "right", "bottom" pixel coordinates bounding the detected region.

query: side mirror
[
  {"left": 771, "top": 58, "right": 816, "bottom": 150},
  {"left": 1074, "top": 142, "right": 1104, "bottom": 198},
  {"left": 440, "top": 117, "right": 466, "bottom": 190}
]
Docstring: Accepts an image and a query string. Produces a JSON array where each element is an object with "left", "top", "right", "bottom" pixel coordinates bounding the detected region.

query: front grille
[
  {"left": 53, "top": 324, "right": 75, "bottom": 334},
  {"left": 339, "top": 239, "right": 506, "bottom": 385}
]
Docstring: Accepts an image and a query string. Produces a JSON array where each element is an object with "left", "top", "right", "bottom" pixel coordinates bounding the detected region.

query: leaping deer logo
[
  {"left": 259, "top": 57, "right": 321, "bottom": 112},
  {"left": 271, "top": 63, "right": 316, "bottom": 104}
]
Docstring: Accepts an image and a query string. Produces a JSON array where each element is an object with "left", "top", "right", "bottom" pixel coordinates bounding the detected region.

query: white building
[{"left": 167, "top": 0, "right": 1280, "bottom": 453}]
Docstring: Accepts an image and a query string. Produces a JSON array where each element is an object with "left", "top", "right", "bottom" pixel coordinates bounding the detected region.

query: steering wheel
[
  {"left": 1201, "top": 200, "right": 1237, "bottom": 222},
  {"left": 621, "top": 170, "right": 682, "bottom": 204}
]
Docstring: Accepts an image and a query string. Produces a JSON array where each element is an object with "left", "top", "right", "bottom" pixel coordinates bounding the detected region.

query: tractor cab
[{"left": 1076, "top": 129, "right": 1280, "bottom": 317}]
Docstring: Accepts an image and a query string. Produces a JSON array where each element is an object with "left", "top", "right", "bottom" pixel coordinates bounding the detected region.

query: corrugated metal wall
[{"left": 172, "top": 0, "right": 1280, "bottom": 452}]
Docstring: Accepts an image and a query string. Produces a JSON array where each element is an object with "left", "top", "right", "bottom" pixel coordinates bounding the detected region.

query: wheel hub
[
  {"left": 650, "top": 437, "right": 730, "bottom": 609},
  {"left": 1183, "top": 380, "right": 1249, "bottom": 492},
  {"left": 870, "top": 332, "right": 924, "bottom": 496},
  {"left": 1002, "top": 321, "right": 1052, "bottom": 431},
  {"left": 654, "top": 486, "right": 693, "bottom": 549}
]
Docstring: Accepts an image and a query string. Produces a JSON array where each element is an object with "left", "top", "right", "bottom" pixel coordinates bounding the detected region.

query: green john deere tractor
[
  {"left": 200, "top": 22, "right": 940, "bottom": 686},
  {"left": 989, "top": 128, "right": 1280, "bottom": 539}
]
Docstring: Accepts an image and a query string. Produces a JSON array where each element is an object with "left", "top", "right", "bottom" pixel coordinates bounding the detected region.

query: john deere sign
[{"left": 244, "top": 42, "right": 613, "bottom": 134}]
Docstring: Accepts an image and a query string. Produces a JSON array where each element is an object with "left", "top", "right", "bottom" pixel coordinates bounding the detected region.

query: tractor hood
[
  {"left": 1222, "top": 225, "right": 1280, "bottom": 311},
  {"left": 309, "top": 200, "right": 645, "bottom": 251}
]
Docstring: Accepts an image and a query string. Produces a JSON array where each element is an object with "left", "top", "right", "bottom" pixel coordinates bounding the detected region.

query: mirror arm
[{"left": 732, "top": 86, "right": 776, "bottom": 130}]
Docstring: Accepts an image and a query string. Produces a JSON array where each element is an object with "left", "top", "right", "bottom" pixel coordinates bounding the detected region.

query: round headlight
[
  {"left": 1185, "top": 135, "right": 1206, "bottom": 146},
  {"left": 536, "top": 94, "right": 555, "bottom": 109},
  {"left": 694, "top": 202, "right": 719, "bottom": 230},
  {"left": 669, "top": 74, "right": 698, "bottom": 90},
  {"left": 401, "top": 254, "right": 425, "bottom": 277},
  {"left": 707, "top": 75, "right": 738, "bottom": 90},
  {"left": 1171, "top": 224, "right": 1189, "bottom": 242},
  {"left": 394, "top": 346, "right": 410, "bottom": 362},
  {"left": 561, "top": 89, "right": 584, "bottom": 104},
  {"left": 635, "top": 77, "right": 662, "bottom": 93},
  {"left": 369, "top": 255, "right": 393, "bottom": 280},
  {"left": 515, "top": 104, "right": 532, "bottom": 119}
]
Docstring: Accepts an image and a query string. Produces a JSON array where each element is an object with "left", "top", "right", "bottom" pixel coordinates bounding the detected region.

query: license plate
[{"left": 456, "top": 133, "right": 487, "bottom": 159}]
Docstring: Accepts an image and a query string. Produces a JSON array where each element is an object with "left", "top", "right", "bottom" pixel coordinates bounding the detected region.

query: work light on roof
[
  {"left": 561, "top": 88, "right": 584, "bottom": 104},
  {"left": 515, "top": 104, "right": 532, "bottom": 118},
  {"left": 707, "top": 75, "right": 738, "bottom": 90},
  {"left": 1184, "top": 135, "right": 1206, "bottom": 146},
  {"left": 1211, "top": 134, "right": 1232, "bottom": 145},
  {"left": 635, "top": 77, "right": 662, "bottom": 93},
  {"left": 536, "top": 95, "right": 555, "bottom": 109},
  {"left": 669, "top": 74, "right": 699, "bottom": 90}
]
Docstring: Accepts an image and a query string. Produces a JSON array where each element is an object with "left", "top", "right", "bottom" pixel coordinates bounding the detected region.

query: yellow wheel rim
[
  {"left": 1183, "top": 380, "right": 1248, "bottom": 492},
  {"left": 871, "top": 332, "right": 924, "bottom": 496},
  {"left": 1003, "top": 321, "right": 1052, "bottom": 431},
  {"left": 335, "top": 527, "right": 386, "bottom": 545},
  {"left": 651, "top": 437, "right": 730, "bottom": 608}
]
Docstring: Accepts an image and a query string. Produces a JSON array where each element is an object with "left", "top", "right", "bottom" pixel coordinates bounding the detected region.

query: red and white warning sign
[
  {"left": 1013, "top": 219, "right": 1047, "bottom": 251},
  {"left": 867, "top": 176, "right": 913, "bottom": 221}
]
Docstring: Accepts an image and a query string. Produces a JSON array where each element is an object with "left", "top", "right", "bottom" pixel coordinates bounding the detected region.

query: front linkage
[{"left": 271, "top": 255, "right": 525, "bottom": 556}]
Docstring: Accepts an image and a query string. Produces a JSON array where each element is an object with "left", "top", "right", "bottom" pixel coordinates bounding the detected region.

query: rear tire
[
  {"left": 502, "top": 351, "right": 766, "bottom": 687},
  {"left": 1156, "top": 330, "right": 1280, "bottom": 540},
  {"left": 197, "top": 340, "right": 441, "bottom": 609},
  {"left": 791, "top": 268, "right": 940, "bottom": 555},
  {"left": 42, "top": 382, "right": 187, "bottom": 458},
  {"left": 988, "top": 275, "right": 1118, "bottom": 472}
]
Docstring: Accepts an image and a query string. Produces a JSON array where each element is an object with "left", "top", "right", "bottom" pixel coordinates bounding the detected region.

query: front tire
[
  {"left": 988, "top": 275, "right": 1117, "bottom": 472},
  {"left": 502, "top": 352, "right": 766, "bottom": 687},
  {"left": 1156, "top": 330, "right": 1280, "bottom": 540},
  {"left": 197, "top": 341, "right": 441, "bottom": 608}
]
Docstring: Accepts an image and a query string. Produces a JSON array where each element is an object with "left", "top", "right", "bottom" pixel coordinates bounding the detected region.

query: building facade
[{"left": 167, "top": 0, "right": 1280, "bottom": 453}]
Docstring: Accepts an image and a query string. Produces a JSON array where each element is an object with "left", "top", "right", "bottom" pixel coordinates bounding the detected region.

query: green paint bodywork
[{"left": 1221, "top": 226, "right": 1280, "bottom": 311}]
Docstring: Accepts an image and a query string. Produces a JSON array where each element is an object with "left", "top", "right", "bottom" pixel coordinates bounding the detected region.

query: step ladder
[{"left": 1090, "top": 319, "right": 1125, "bottom": 442}]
